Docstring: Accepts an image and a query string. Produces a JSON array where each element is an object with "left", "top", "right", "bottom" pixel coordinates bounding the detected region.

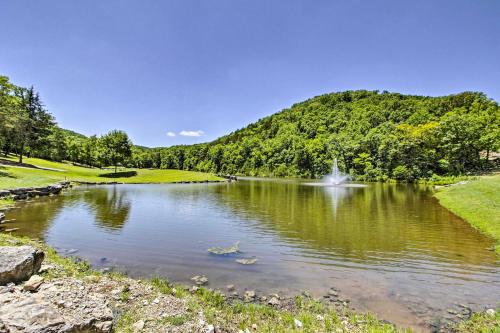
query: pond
[{"left": 4, "top": 179, "right": 499, "bottom": 331}]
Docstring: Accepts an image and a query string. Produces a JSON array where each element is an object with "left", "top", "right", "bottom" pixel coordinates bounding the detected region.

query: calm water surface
[{"left": 4, "top": 180, "right": 499, "bottom": 331}]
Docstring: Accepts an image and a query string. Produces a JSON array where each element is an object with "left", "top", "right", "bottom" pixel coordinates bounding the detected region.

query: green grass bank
[
  {"left": 0, "top": 157, "right": 223, "bottom": 190},
  {"left": 434, "top": 174, "right": 500, "bottom": 253}
]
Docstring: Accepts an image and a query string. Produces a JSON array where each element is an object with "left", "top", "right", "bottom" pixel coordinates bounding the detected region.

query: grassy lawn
[
  {"left": 434, "top": 174, "right": 500, "bottom": 253},
  {"left": 0, "top": 157, "right": 222, "bottom": 190}
]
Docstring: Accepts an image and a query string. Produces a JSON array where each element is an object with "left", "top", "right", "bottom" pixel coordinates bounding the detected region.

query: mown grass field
[
  {"left": 0, "top": 157, "right": 222, "bottom": 190},
  {"left": 435, "top": 174, "right": 500, "bottom": 253}
]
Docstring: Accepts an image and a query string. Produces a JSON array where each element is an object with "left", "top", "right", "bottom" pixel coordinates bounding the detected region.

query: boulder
[
  {"left": 12, "top": 193, "right": 28, "bottom": 201},
  {"left": 9, "top": 188, "right": 32, "bottom": 195},
  {"left": 0, "top": 246, "right": 44, "bottom": 285},
  {"left": 47, "top": 185, "right": 63, "bottom": 194}
]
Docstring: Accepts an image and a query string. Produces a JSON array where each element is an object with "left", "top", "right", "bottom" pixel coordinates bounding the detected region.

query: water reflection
[
  {"left": 203, "top": 181, "right": 497, "bottom": 268},
  {"left": 82, "top": 187, "right": 131, "bottom": 231},
  {"left": 323, "top": 185, "right": 353, "bottom": 216}
]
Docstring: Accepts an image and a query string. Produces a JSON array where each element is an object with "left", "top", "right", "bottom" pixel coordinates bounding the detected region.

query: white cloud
[
  {"left": 179, "top": 130, "right": 204, "bottom": 137},
  {"left": 166, "top": 132, "right": 176, "bottom": 137}
]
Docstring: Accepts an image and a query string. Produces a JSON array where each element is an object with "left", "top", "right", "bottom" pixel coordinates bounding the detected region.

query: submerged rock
[
  {"left": 207, "top": 241, "right": 240, "bottom": 255},
  {"left": 328, "top": 289, "right": 338, "bottom": 297},
  {"left": 191, "top": 275, "right": 208, "bottom": 286},
  {"left": 0, "top": 246, "right": 44, "bottom": 285},
  {"left": 235, "top": 258, "right": 258, "bottom": 265}
]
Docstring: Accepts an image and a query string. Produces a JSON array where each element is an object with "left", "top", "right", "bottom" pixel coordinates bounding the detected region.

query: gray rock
[
  {"left": 244, "top": 290, "right": 255, "bottom": 302},
  {"left": 12, "top": 193, "right": 28, "bottom": 201},
  {"left": 486, "top": 308, "right": 495, "bottom": 317},
  {"left": 23, "top": 275, "right": 44, "bottom": 291},
  {"left": 268, "top": 296, "right": 280, "bottom": 306},
  {"left": 0, "top": 213, "right": 5, "bottom": 222},
  {"left": 235, "top": 258, "right": 258, "bottom": 265},
  {"left": 328, "top": 289, "right": 338, "bottom": 297},
  {"left": 0, "top": 275, "right": 114, "bottom": 332},
  {"left": 133, "top": 320, "right": 145, "bottom": 332},
  {"left": 191, "top": 275, "right": 208, "bottom": 285},
  {"left": 0, "top": 246, "right": 44, "bottom": 285}
]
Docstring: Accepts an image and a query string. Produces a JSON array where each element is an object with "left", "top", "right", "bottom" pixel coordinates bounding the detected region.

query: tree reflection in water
[{"left": 83, "top": 186, "right": 131, "bottom": 231}]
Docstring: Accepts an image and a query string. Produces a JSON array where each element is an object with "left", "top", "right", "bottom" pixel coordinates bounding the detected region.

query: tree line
[
  {"left": 156, "top": 90, "right": 499, "bottom": 181},
  {"left": 1, "top": 75, "right": 499, "bottom": 181},
  {"left": 0, "top": 75, "right": 132, "bottom": 172}
]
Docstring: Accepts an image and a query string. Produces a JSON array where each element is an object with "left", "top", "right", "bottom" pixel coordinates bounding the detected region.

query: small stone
[
  {"left": 226, "top": 284, "right": 235, "bottom": 291},
  {"left": 268, "top": 296, "right": 280, "bottom": 306},
  {"left": 23, "top": 275, "right": 44, "bottom": 291},
  {"left": 259, "top": 296, "right": 267, "bottom": 302},
  {"left": 316, "top": 314, "right": 324, "bottom": 321},
  {"left": 486, "top": 308, "right": 495, "bottom": 317},
  {"left": 190, "top": 286, "right": 199, "bottom": 293},
  {"left": 301, "top": 291, "right": 311, "bottom": 298},
  {"left": 244, "top": 290, "right": 255, "bottom": 301},
  {"left": 251, "top": 323, "right": 258, "bottom": 330},
  {"left": 132, "top": 320, "right": 145, "bottom": 332},
  {"left": 191, "top": 275, "right": 208, "bottom": 285},
  {"left": 328, "top": 289, "right": 338, "bottom": 297},
  {"left": 142, "top": 300, "right": 149, "bottom": 306},
  {"left": 38, "top": 264, "right": 55, "bottom": 274},
  {"left": 153, "top": 298, "right": 160, "bottom": 304},
  {"left": 206, "top": 324, "right": 215, "bottom": 333},
  {"left": 95, "top": 320, "right": 113, "bottom": 331},
  {"left": 294, "top": 318, "right": 303, "bottom": 328}
]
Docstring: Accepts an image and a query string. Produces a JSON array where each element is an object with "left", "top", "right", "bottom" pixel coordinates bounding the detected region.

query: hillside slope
[{"left": 158, "top": 90, "right": 499, "bottom": 180}]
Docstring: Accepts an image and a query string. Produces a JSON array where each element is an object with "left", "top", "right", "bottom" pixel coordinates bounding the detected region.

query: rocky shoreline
[
  {"left": 0, "top": 181, "right": 71, "bottom": 201},
  {"left": 0, "top": 179, "right": 229, "bottom": 205},
  {"left": 0, "top": 240, "right": 373, "bottom": 333},
  {"left": 2, "top": 236, "right": 493, "bottom": 333}
]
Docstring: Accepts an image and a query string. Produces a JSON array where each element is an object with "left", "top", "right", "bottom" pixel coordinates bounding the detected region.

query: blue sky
[{"left": 1, "top": 1, "right": 499, "bottom": 147}]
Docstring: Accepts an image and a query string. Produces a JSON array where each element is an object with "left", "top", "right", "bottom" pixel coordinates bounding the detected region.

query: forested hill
[
  {"left": 157, "top": 90, "right": 499, "bottom": 181},
  {"left": 2, "top": 74, "right": 498, "bottom": 181}
]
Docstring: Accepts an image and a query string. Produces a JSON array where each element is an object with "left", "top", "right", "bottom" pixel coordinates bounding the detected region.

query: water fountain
[
  {"left": 324, "top": 158, "right": 349, "bottom": 185},
  {"left": 303, "top": 158, "right": 365, "bottom": 188}
]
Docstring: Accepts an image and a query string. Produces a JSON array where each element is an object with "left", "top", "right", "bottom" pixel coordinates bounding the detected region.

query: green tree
[
  {"left": 16, "top": 86, "right": 55, "bottom": 163},
  {"left": 99, "top": 130, "right": 132, "bottom": 173}
]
